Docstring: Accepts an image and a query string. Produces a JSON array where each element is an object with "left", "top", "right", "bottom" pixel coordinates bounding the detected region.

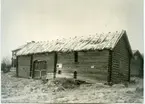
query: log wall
[
  {"left": 111, "top": 35, "right": 131, "bottom": 83},
  {"left": 18, "top": 55, "right": 31, "bottom": 78},
  {"left": 57, "top": 50, "right": 109, "bottom": 82}
]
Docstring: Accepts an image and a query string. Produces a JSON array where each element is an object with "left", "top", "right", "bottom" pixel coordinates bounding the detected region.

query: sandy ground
[{"left": 1, "top": 70, "right": 143, "bottom": 103}]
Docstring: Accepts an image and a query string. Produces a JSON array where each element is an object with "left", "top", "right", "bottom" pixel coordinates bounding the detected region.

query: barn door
[{"left": 33, "top": 60, "right": 47, "bottom": 79}]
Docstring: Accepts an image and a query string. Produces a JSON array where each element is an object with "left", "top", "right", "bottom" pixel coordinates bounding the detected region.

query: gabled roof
[
  {"left": 12, "top": 41, "right": 35, "bottom": 52},
  {"left": 132, "top": 50, "right": 143, "bottom": 59},
  {"left": 12, "top": 44, "right": 27, "bottom": 52},
  {"left": 16, "top": 30, "right": 132, "bottom": 56}
]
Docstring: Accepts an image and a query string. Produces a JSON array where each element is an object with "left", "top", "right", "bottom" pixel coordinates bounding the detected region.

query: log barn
[
  {"left": 14, "top": 30, "right": 133, "bottom": 83},
  {"left": 130, "top": 50, "right": 143, "bottom": 77}
]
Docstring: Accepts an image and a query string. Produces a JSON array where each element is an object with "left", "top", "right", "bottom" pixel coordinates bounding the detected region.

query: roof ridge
[{"left": 30, "top": 30, "right": 124, "bottom": 43}]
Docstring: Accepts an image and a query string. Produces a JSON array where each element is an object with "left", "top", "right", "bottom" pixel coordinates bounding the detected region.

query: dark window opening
[
  {"left": 74, "top": 71, "right": 77, "bottom": 79},
  {"left": 74, "top": 51, "right": 78, "bottom": 63},
  {"left": 58, "top": 70, "right": 62, "bottom": 74}
]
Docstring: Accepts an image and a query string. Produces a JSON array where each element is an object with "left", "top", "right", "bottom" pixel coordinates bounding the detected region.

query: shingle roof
[{"left": 16, "top": 30, "right": 127, "bottom": 56}]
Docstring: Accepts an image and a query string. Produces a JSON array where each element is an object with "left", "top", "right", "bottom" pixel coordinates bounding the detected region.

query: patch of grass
[
  {"left": 136, "top": 87, "right": 143, "bottom": 93},
  {"left": 44, "top": 78, "right": 89, "bottom": 92},
  {"left": 1, "top": 71, "right": 144, "bottom": 103}
]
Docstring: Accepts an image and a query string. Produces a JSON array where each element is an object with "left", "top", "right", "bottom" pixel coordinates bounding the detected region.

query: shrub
[{"left": 1, "top": 57, "right": 11, "bottom": 73}]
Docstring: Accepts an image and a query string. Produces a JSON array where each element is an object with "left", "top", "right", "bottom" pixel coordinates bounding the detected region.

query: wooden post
[
  {"left": 11, "top": 58, "right": 13, "bottom": 67},
  {"left": 32, "top": 60, "right": 36, "bottom": 78},
  {"left": 16, "top": 56, "right": 19, "bottom": 77},
  {"left": 11, "top": 52, "right": 14, "bottom": 67},
  {"left": 74, "top": 71, "right": 77, "bottom": 79},
  {"left": 53, "top": 52, "right": 57, "bottom": 79},
  {"left": 30, "top": 55, "right": 33, "bottom": 77},
  {"left": 128, "top": 56, "right": 131, "bottom": 82},
  {"left": 108, "top": 50, "right": 112, "bottom": 83},
  {"left": 74, "top": 51, "right": 78, "bottom": 63}
]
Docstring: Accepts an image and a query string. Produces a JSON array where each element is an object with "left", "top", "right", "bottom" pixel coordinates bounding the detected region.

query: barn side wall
[
  {"left": 18, "top": 55, "right": 31, "bottom": 78},
  {"left": 111, "top": 35, "right": 131, "bottom": 83},
  {"left": 18, "top": 53, "right": 54, "bottom": 78},
  {"left": 57, "top": 50, "right": 109, "bottom": 82}
]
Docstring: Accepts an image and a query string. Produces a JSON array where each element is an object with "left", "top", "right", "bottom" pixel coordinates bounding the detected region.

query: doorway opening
[{"left": 33, "top": 60, "right": 47, "bottom": 79}]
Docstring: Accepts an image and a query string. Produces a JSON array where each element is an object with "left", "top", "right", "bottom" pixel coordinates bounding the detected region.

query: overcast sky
[{"left": 1, "top": 0, "right": 144, "bottom": 59}]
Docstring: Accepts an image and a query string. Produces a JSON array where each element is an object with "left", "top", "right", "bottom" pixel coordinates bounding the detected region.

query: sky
[{"left": 1, "top": 0, "right": 144, "bottom": 60}]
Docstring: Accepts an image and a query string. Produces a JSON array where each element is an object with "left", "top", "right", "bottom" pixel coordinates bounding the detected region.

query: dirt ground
[{"left": 1, "top": 70, "right": 143, "bottom": 103}]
